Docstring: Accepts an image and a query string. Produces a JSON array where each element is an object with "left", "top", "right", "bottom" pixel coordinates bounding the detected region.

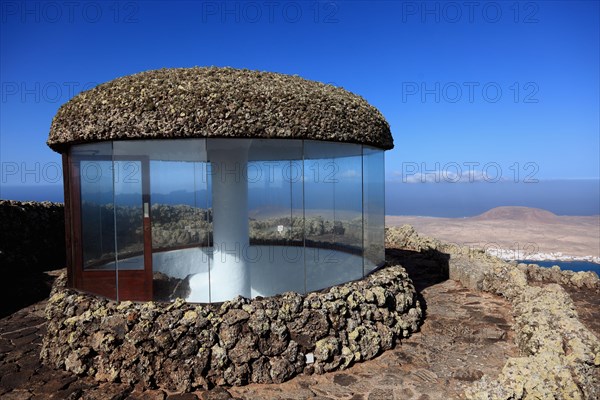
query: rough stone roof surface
[{"left": 47, "top": 67, "right": 393, "bottom": 151}]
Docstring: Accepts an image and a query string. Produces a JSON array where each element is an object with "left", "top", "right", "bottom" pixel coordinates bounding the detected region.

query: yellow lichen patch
[{"left": 182, "top": 310, "right": 198, "bottom": 322}]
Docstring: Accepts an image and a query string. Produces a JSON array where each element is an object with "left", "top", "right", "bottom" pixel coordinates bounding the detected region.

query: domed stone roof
[{"left": 47, "top": 67, "right": 393, "bottom": 151}]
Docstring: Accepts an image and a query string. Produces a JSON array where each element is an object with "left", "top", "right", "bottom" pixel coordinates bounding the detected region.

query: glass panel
[
  {"left": 79, "top": 159, "right": 115, "bottom": 270},
  {"left": 363, "top": 147, "right": 385, "bottom": 273},
  {"left": 333, "top": 151, "right": 363, "bottom": 268},
  {"left": 113, "top": 160, "right": 144, "bottom": 271},
  {"left": 303, "top": 142, "right": 335, "bottom": 246},
  {"left": 71, "top": 142, "right": 117, "bottom": 300},
  {"left": 247, "top": 139, "right": 304, "bottom": 297},
  {"left": 247, "top": 140, "right": 303, "bottom": 245},
  {"left": 304, "top": 141, "right": 364, "bottom": 292},
  {"left": 150, "top": 161, "right": 200, "bottom": 249},
  {"left": 150, "top": 160, "right": 212, "bottom": 302},
  {"left": 116, "top": 139, "right": 212, "bottom": 302},
  {"left": 288, "top": 158, "right": 304, "bottom": 250}
]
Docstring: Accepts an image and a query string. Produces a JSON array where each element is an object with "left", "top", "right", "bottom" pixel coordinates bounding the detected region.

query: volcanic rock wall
[
  {"left": 0, "top": 200, "right": 65, "bottom": 270},
  {"left": 41, "top": 265, "right": 422, "bottom": 391},
  {"left": 0, "top": 200, "right": 65, "bottom": 317},
  {"left": 387, "top": 225, "right": 600, "bottom": 400}
]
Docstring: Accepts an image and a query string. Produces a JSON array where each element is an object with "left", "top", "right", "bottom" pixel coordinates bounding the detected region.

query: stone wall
[
  {"left": 519, "top": 263, "right": 600, "bottom": 291},
  {"left": 0, "top": 200, "right": 65, "bottom": 271},
  {"left": 0, "top": 200, "right": 65, "bottom": 317},
  {"left": 41, "top": 265, "right": 422, "bottom": 391},
  {"left": 387, "top": 225, "right": 600, "bottom": 399},
  {"left": 470, "top": 263, "right": 600, "bottom": 399}
]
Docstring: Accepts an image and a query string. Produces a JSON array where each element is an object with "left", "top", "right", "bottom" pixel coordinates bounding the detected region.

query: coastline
[{"left": 486, "top": 249, "right": 600, "bottom": 265}]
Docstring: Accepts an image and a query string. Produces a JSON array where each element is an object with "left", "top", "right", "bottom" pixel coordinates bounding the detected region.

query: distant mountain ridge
[{"left": 470, "top": 206, "right": 558, "bottom": 223}]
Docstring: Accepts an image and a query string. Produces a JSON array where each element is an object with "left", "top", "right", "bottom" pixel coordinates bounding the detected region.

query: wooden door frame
[{"left": 68, "top": 153, "right": 153, "bottom": 301}]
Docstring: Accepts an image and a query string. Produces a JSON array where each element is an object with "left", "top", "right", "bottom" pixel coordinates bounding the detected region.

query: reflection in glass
[
  {"left": 248, "top": 140, "right": 304, "bottom": 246},
  {"left": 363, "top": 147, "right": 385, "bottom": 272},
  {"left": 247, "top": 139, "right": 304, "bottom": 296},
  {"left": 149, "top": 159, "right": 212, "bottom": 302},
  {"left": 304, "top": 141, "right": 364, "bottom": 291},
  {"left": 114, "top": 160, "right": 144, "bottom": 271},
  {"left": 80, "top": 160, "right": 115, "bottom": 270},
  {"left": 70, "top": 139, "right": 387, "bottom": 303}
]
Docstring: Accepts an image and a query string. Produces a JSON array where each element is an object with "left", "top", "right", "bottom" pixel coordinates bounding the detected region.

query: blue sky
[{"left": 1, "top": 1, "right": 599, "bottom": 191}]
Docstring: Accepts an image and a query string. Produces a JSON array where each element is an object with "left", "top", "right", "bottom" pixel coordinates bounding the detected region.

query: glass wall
[
  {"left": 247, "top": 139, "right": 303, "bottom": 246},
  {"left": 247, "top": 139, "right": 305, "bottom": 296},
  {"left": 79, "top": 159, "right": 115, "bottom": 270},
  {"left": 303, "top": 141, "right": 364, "bottom": 291},
  {"left": 68, "top": 139, "right": 386, "bottom": 303},
  {"left": 113, "top": 160, "right": 145, "bottom": 270},
  {"left": 70, "top": 142, "right": 117, "bottom": 299},
  {"left": 363, "top": 147, "right": 386, "bottom": 272}
]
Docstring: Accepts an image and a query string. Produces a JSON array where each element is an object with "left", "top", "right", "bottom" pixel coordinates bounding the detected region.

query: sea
[{"left": 517, "top": 260, "right": 600, "bottom": 275}]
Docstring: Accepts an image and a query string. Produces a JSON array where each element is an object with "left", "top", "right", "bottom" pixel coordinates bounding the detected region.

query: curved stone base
[{"left": 41, "top": 265, "right": 422, "bottom": 392}]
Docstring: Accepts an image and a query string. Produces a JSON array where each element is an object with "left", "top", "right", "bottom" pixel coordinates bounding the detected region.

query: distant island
[{"left": 386, "top": 206, "right": 600, "bottom": 266}]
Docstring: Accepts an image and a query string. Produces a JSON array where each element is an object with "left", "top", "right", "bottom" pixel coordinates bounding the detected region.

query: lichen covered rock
[{"left": 41, "top": 264, "right": 421, "bottom": 390}]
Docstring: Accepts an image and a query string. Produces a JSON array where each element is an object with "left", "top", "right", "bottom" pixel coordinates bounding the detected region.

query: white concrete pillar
[{"left": 207, "top": 141, "right": 251, "bottom": 301}]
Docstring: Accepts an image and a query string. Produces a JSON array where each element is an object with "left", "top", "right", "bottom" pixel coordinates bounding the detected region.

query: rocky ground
[
  {"left": 1, "top": 227, "right": 598, "bottom": 399},
  {"left": 1, "top": 250, "right": 519, "bottom": 399}
]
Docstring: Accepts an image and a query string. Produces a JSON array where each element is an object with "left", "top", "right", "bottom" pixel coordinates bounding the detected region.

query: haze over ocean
[
  {"left": 386, "top": 179, "right": 600, "bottom": 217},
  {"left": 2, "top": 179, "right": 599, "bottom": 218}
]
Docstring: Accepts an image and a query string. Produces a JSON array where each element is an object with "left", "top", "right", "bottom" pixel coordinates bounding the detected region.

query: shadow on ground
[
  {"left": 386, "top": 247, "right": 450, "bottom": 322},
  {"left": 0, "top": 270, "right": 58, "bottom": 319},
  {"left": 386, "top": 248, "right": 449, "bottom": 291}
]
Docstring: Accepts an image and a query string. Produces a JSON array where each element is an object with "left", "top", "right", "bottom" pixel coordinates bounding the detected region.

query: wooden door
[{"left": 70, "top": 156, "right": 152, "bottom": 301}]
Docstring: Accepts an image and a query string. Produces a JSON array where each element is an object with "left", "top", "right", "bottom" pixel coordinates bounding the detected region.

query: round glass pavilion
[{"left": 50, "top": 68, "right": 393, "bottom": 303}]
